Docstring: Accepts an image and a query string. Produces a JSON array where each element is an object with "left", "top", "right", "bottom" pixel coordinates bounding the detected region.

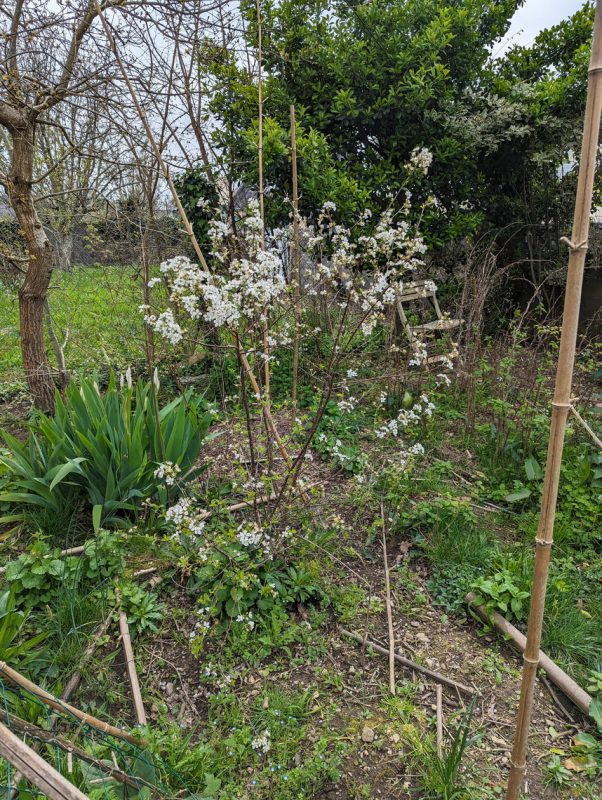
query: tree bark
[{"left": 7, "top": 123, "right": 57, "bottom": 412}]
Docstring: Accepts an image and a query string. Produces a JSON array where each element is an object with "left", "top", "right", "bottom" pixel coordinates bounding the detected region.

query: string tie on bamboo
[
  {"left": 559, "top": 236, "right": 588, "bottom": 252},
  {"left": 534, "top": 538, "right": 553, "bottom": 548}
]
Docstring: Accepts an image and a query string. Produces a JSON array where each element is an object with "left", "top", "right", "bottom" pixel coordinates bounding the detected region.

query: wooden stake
[
  {"left": 290, "top": 104, "right": 301, "bottom": 421},
  {"left": 0, "top": 661, "right": 145, "bottom": 746},
  {"left": 436, "top": 684, "right": 443, "bottom": 759},
  {"left": 506, "top": 6, "right": 602, "bottom": 788},
  {"left": 381, "top": 504, "right": 395, "bottom": 695},
  {"left": 0, "top": 720, "right": 89, "bottom": 800}
]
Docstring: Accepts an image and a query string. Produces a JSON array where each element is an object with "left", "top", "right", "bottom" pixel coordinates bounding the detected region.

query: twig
[
  {"left": 381, "top": 502, "right": 395, "bottom": 695},
  {"left": 339, "top": 628, "right": 475, "bottom": 696}
]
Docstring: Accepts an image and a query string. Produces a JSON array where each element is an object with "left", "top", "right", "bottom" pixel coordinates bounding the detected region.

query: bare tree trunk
[{"left": 8, "top": 125, "right": 56, "bottom": 412}]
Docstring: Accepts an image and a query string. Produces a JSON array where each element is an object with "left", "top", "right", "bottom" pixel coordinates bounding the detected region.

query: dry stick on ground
[
  {"left": 505, "top": 3, "right": 602, "bottom": 797},
  {"left": 0, "top": 720, "right": 90, "bottom": 800},
  {"left": 381, "top": 502, "right": 395, "bottom": 695},
  {"left": 6, "top": 713, "right": 160, "bottom": 797},
  {"left": 465, "top": 593, "right": 592, "bottom": 715},
  {"left": 339, "top": 628, "right": 474, "bottom": 697},
  {"left": 0, "top": 661, "right": 145, "bottom": 746},
  {"left": 436, "top": 684, "right": 444, "bottom": 758}
]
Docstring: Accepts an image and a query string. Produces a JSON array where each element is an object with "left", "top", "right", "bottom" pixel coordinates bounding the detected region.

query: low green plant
[
  {"left": 545, "top": 755, "right": 573, "bottom": 787},
  {"left": 0, "top": 374, "right": 216, "bottom": 528},
  {"left": 119, "top": 583, "right": 165, "bottom": 637},
  {"left": 470, "top": 569, "right": 530, "bottom": 623},
  {"left": 5, "top": 531, "right": 123, "bottom": 609},
  {"left": 406, "top": 698, "right": 478, "bottom": 800}
]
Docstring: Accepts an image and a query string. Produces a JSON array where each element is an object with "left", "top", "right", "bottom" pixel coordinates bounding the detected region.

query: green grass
[{"left": 0, "top": 265, "right": 155, "bottom": 393}]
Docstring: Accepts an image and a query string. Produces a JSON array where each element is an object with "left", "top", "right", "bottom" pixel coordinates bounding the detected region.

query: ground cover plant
[{"left": 1, "top": 1, "right": 602, "bottom": 799}]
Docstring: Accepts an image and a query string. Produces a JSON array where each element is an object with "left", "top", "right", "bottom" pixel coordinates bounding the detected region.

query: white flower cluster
[
  {"left": 145, "top": 202, "right": 286, "bottom": 342},
  {"left": 235, "top": 610, "right": 255, "bottom": 630},
  {"left": 165, "top": 497, "right": 207, "bottom": 539},
  {"left": 375, "top": 394, "right": 435, "bottom": 440},
  {"left": 236, "top": 522, "right": 267, "bottom": 549},
  {"left": 409, "top": 146, "right": 433, "bottom": 175},
  {"left": 143, "top": 309, "right": 183, "bottom": 345},
  {"left": 153, "top": 461, "right": 181, "bottom": 486},
  {"left": 251, "top": 730, "right": 271, "bottom": 755}
]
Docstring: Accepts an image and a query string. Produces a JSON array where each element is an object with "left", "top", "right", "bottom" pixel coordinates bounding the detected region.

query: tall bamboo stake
[
  {"left": 506, "top": 3, "right": 602, "bottom": 796},
  {"left": 290, "top": 104, "right": 301, "bottom": 421},
  {"left": 255, "top": 0, "right": 273, "bottom": 460}
]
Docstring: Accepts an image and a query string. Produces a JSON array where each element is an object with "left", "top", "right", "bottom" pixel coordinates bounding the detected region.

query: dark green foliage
[{"left": 174, "top": 168, "right": 220, "bottom": 256}]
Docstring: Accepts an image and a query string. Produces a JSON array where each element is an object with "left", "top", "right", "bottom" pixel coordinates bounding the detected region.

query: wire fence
[{"left": 0, "top": 677, "right": 193, "bottom": 798}]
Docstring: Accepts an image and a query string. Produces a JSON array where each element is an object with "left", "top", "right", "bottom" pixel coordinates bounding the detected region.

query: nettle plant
[{"left": 144, "top": 148, "right": 456, "bottom": 635}]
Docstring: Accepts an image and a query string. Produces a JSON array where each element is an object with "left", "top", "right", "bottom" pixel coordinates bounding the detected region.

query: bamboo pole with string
[
  {"left": 255, "top": 0, "right": 273, "bottom": 467},
  {"left": 506, "top": 3, "right": 602, "bottom": 796},
  {"left": 290, "top": 104, "right": 301, "bottom": 421},
  {"left": 92, "top": 0, "right": 303, "bottom": 495}
]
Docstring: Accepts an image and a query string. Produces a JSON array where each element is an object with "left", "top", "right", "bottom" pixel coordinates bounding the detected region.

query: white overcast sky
[{"left": 502, "top": 0, "right": 589, "bottom": 51}]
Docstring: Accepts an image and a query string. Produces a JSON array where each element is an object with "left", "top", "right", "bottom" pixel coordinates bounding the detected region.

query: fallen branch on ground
[{"left": 339, "top": 628, "right": 474, "bottom": 696}]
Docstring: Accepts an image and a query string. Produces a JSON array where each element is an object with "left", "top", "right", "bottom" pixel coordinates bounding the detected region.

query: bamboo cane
[
  {"left": 505, "top": 4, "right": 602, "bottom": 796},
  {"left": 381, "top": 505, "right": 396, "bottom": 695},
  {"left": 255, "top": 0, "right": 274, "bottom": 465},
  {"left": 0, "top": 720, "right": 90, "bottom": 800},
  {"left": 436, "top": 685, "right": 444, "bottom": 759},
  {"left": 6, "top": 713, "right": 159, "bottom": 797},
  {"left": 290, "top": 104, "right": 301, "bottom": 422},
  {"left": 92, "top": 0, "right": 301, "bottom": 496},
  {"left": 119, "top": 611, "right": 147, "bottom": 726}
]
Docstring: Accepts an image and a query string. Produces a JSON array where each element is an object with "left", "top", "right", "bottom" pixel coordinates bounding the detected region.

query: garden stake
[
  {"left": 290, "top": 103, "right": 301, "bottom": 422},
  {"left": 381, "top": 503, "right": 396, "bottom": 695},
  {"left": 436, "top": 684, "right": 444, "bottom": 759},
  {"left": 117, "top": 593, "right": 148, "bottom": 726},
  {"left": 505, "top": 3, "right": 602, "bottom": 796},
  {"left": 93, "top": 0, "right": 306, "bottom": 500}
]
